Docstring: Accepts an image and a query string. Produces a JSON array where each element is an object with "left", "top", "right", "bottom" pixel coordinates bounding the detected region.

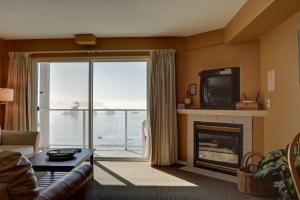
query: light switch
[
  {"left": 266, "top": 99, "right": 271, "bottom": 109},
  {"left": 267, "top": 70, "right": 275, "bottom": 92}
]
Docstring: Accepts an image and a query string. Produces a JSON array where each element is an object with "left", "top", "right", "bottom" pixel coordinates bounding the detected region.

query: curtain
[
  {"left": 5, "top": 52, "right": 36, "bottom": 131},
  {"left": 149, "top": 49, "right": 177, "bottom": 166}
]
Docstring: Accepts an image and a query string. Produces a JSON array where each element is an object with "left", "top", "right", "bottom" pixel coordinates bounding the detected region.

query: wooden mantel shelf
[{"left": 177, "top": 109, "right": 268, "bottom": 117}]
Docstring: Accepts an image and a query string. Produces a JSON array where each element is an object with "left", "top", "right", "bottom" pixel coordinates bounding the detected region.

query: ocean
[{"left": 48, "top": 110, "right": 147, "bottom": 152}]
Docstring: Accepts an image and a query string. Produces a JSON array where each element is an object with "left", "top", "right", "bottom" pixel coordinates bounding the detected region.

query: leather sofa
[
  {"left": 35, "top": 164, "right": 93, "bottom": 200},
  {"left": 0, "top": 163, "right": 93, "bottom": 200},
  {"left": 0, "top": 130, "right": 40, "bottom": 157},
  {"left": 0, "top": 132, "right": 93, "bottom": 200}
]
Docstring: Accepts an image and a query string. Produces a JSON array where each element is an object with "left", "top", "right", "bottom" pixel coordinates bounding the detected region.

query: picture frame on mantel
[{"left": 189, "top": 84, "right": 197, "bottom": 96}]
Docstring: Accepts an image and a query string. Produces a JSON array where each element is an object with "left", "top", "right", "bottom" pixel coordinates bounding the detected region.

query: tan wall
[
  {"left": 6, "top": 37, "right": 187, "bottom": 52},
  {"left": 1, "top": 37, "right": 189, "bottom": 148},
  {"left": 0, "top": 1, "right": 299, "bottom": 161},
  {"left": 225, "top": 0, "right": 300, "bottom": 43},
  {"left": 261, "top": 11, "right": 300, "bottom": 153},
  {"left": 178, "top": 36, "right": 261, "bottom": 108},
  {"left": 177, "top": 114, "right": 188, "bottom": 161},
  {"left": 1, "top": 35, "right": 262, "bottom": 161},
  {"left": 225, "top": 0, "right": 273, "bottom": 43},
  {"left": 176, "top": 31, "right": 262, "bottom": 161}
]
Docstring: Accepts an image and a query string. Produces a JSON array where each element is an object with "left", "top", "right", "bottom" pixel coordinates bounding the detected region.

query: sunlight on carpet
[{"left": 93, "top": 161, "right": 197, "bottom": 187}]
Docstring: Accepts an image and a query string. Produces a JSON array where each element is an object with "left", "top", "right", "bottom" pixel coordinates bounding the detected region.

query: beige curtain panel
[
  {"left": 5, "top": 52, "right": 35, "bottom": 131},
  {"left": 149, "top": 49, "right": 177, "bottom": 166}
]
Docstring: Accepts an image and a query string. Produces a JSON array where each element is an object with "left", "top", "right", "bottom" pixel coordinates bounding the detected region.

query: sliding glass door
[
  {"left": 93, "top": 61, "right": 147, "bottom": 158},
  {"left": 38, "top": 62, "right": 89, "bottom": 149},
  {"left": 37, "top": 59, "right": 148, "bottom": 159}
]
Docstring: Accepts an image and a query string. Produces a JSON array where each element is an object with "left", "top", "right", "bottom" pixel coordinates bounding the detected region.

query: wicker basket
[{"left": 237, "top": 152, "right": 275, "bottom": 196}]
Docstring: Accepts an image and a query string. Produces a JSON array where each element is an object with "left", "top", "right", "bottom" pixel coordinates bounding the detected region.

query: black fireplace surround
[{"left": 194, "top": 121, "right": 243, "bottom": 174}]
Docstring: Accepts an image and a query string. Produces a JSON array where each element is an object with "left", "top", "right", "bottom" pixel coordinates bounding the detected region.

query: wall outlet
[{"left": 266, "top": 99, "right": 271, "bottom": 109}]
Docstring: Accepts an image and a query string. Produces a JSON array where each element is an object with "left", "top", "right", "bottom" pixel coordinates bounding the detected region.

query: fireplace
[{"left": 194, "top": 121, "right": 243, "bottom": 174}]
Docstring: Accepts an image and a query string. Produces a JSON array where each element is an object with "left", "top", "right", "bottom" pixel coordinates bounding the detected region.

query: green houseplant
[{"left": 255, "top": 146, "right": 300, "bottom": 200}]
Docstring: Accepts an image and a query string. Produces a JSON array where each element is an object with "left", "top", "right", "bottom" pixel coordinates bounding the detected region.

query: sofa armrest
[
  {"left": 0, "top": 183, "right": 10, "bottom": 200},
  {"left": 35, "top": 164, "right": 93, "bottom": 200},
  {"left": 1, "top": 130, "right": 40, "bottom": 154}
]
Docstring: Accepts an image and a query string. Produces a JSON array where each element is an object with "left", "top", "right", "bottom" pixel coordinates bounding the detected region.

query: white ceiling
[{"left": 0, "top": 0, "right": 246, "bottom": 40}]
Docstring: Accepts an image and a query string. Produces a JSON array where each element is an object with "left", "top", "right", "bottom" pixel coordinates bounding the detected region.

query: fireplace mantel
[{"left": 177, "top": 109, "right": 268, "bottom": 117}]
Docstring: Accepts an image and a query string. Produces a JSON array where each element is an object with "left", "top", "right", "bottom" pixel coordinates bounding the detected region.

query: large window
[{"left": 37, "top": 59, "right": 148, "bottom": 159}]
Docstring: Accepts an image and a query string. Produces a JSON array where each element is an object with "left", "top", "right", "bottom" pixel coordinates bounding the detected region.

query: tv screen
[
  {"left": 199, "top": 67, "right": 240, "bottom": 109},
  {"left": 204, "top": 77, "right": 233, "bottom": 105}
]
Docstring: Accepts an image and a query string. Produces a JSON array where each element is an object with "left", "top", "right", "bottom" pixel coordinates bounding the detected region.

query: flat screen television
[{"left": 199, "top": 67, "right": 240, "bottom": 109}]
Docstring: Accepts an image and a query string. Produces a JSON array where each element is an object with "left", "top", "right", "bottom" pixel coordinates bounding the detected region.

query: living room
[{"left": 1, "top": 0, "right": 300, "bottom": 199}]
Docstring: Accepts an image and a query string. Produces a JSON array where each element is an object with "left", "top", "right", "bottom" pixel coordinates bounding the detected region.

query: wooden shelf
[{"left": 177, "top": 109, "right": 268, "bottom": 117}]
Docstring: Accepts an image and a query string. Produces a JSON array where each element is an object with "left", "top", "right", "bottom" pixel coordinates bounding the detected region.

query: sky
[{"left": 41, "top": 61, "right": 147, "bottom": 109}]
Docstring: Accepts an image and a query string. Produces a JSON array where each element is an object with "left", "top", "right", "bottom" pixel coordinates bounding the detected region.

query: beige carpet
[
  {"left": 94, "top": 161, "right": 197, "bottom": 187},
  {"left": 88, "top": 161, "right": 275, "bottom": 200}
]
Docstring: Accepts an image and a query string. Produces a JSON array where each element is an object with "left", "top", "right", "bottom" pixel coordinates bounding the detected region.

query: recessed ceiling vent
[{"left": 75, "top": 34, "right": 97, "bottom": 46}]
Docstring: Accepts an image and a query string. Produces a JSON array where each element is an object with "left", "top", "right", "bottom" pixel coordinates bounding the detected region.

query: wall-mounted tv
[{"left": 199, "top": 67, "right": 240, "bottom": 110}]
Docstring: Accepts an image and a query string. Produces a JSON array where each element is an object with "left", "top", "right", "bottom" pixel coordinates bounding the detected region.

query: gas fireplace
[{"left": 194, "top": 121, "right": 243, "bottom": 174}]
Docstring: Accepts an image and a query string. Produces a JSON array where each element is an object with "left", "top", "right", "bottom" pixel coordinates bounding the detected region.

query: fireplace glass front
[{"left": 194, "top": 121, "right": 243, "bottom": 174}]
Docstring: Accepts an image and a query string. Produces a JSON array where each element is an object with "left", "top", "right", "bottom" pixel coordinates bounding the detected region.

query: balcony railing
[{"left": 39, "top": 108, "right": 147, "bottom": 156}]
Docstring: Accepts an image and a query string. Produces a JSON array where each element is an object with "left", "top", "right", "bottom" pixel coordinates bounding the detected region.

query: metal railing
[{"left": 39, "top": 108, "right": 147, "bottom": 153}]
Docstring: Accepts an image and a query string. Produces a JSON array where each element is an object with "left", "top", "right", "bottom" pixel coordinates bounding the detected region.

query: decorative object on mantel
[
  {"left": 188, "top": 84, "right": 197, "bottom": 96},
  {"left": 237, "top": 152, "right": 275, "bottom": 197},
  {"left": 183, "top": 90, "right": 192, "bottom": 108},
  {"left": 236, "top": 92, "right": 261, "bottom": 110},
  {"left": 256, "top": 146, "right": 299, "bottom": 199},
  {"left": 177, "top": 102, "right": 185, "bottom": 109}
]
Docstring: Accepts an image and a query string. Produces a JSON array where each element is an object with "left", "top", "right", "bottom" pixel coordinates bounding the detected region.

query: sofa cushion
[
  {"left": 35, "top": 164, "right": 93, "bottom": 200},
  {"left": 0, "top": 145, "right": 34, "bottom": 157},
  {"left": 0, "top": 151, "right": 38, "bottom": 200}
]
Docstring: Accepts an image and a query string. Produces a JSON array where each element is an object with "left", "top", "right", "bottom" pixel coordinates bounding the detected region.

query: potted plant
[{"left": 255, "top": 146, "right": 300, "bottom": 200}]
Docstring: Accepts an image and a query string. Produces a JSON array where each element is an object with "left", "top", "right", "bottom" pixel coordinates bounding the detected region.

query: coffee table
[{"left": 29, "top": 149, "right": 94, "bottom": 172}]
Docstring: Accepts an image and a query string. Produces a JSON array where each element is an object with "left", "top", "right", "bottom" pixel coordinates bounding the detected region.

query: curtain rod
[{"left": 18, "top": 49, "right": 159, "bottom": 55}]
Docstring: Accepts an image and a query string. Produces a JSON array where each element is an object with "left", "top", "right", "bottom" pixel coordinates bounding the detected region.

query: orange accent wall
[
  {"left": 225, "top": 0, "right": 300, "bottom": 43},
  {"left": 176, "top": 32, "right": 261, "bottom": 161},
  {"left": 177, "top": 114, "right": 188, "bottom": 161},
  {"left": 178, "top": 32, "right": 261, "bottom": 108},
  {"left": 6, "top": 37, "right": 186, "bottom": 52},
  {"left": 1, "top": 37, "right": 189, "bottom": 136},
  {"left": 0, "top": 34, "right": 263, "bottom": 160},
  {"left": 260, "top": 11, "right": 300, "bottom": 153},
  {"left": 1, "top": 0, "right": 300, "bottom": 160}
]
